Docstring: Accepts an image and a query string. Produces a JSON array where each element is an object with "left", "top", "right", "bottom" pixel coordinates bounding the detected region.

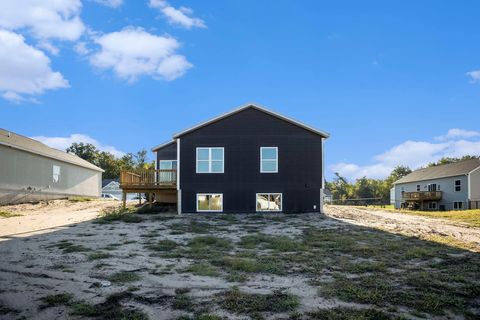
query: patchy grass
[
  {"left": 239, "top": 234, "right": 305, "bottom": 252},
  {"left": 108, "top": 271, "right": 142, "bottom": 284},
  {"left": 48, "top": 240, "right": 91, "bottom": 253},
  {"left": 188, "top": 236, "right": 232, "bottom": 251},
  {"left": 306, "top": 307, "right": 393, "bottom": 320},
  {"left": 172, "top": 288, "right": 195, "bottom": 311},
  {"left": 87, "top": 251, "right": 113, "bottom": 261},
  {"left": 220, "top": 287, "right": 299, "bottom": 315},
  {"left": 71, "top": 292, "right": 148, "bottom": 319},
  {"left": 68, "top": 196, "right": 93, "bottom": 202},
  {"left": 39, "top": 293, "right": 74, "bottom": 309},
  {"left": 363, "top": 206, "right": 480, "bottom": 228},
  {"left": 145, "top": 239, "right": 178, "bottom": 252},
  {"left": 95, "top": 207, "right": 143, "bottom": 224},
  {"left": 0, "top": 210, "right": 21, "bottom": 218},
  {"left": 181, "top": 263, "right": 220, "bottom": 277}
]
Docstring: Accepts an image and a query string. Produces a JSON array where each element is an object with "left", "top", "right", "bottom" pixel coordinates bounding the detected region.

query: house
[
  {"left": 102, "top": 179, "right": 122, "bottom": 199},
  {"left": 392, "top": 159, "right": 480, "bottom": 210},
  {"left": 323, "top": 189, "right": 333, "bottom": 204},
  {"left": 120, "top": 103, "right": 330, "bottom": 213},
  {"left": 0, "top": 129, "right": 103, "bottom": 205}
]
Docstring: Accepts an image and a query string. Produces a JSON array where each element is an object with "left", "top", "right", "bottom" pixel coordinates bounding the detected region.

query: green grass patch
[
  {"left": 68, "top": 196, "right": 93, "bottom": 202},
  {"left": 182, "top": 263, "right": 220, "bottom": 277},
  {"left": 87, "top": 251, "right": 113, "bottom": 261},
  {"left": 220, "top": 287, "right": 299, "bottom": 315},
  {"left": 39, "top": 293, "right": 74, "bottom": 309},
  {"left": 172, "top": 288, "right": 195, "bottom": 311},
  {"left": 108, "top": 271, "right": 142, "bottom": 283},
  {"left": 95, "top": 207, "right": 143, "bottom": 224},
  {"left": 239, "top": 234, "right": 305, "bottom": 252},
  {"left": 188, "top": 236, "right": 232, "bottom": 251},
  {"left": 145, "top": 239, "right": 178, "bottom": 252},
  {"left": 307, "top": 307, "right": 393, "bottom": 320},
  {"left": 49, "top": 240, "right": 90, "bottom": 253},
  {"left": 0, "top": 211, "right": 21, "bottom": 218}
]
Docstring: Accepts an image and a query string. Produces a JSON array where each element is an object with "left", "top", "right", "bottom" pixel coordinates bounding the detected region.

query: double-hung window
[
  {"left": 453, "top": 201, "right": 463, "bottom": 210},
  {"left": 260, "top": 147, "right": 278, "bottom": 173},
  {"left": 53, "top": 165, "right": 61, "bottom": 183},
  {"left": 196, "top": 147, "right": 224, "bottom": 173},
  {"left": 454, "top": 180, "right": 461, "bottom": 192},
  {"left": 197, "top": 194, "right": 223, "bottom": 212},
  {"left": 256, "top": 193, "right": 282, "bottom": 211}
]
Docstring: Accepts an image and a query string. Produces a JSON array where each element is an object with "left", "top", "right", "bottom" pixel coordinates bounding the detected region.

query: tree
[
  {"left": 96, "top": 151, "right": 119, "bottom": 179},
  {"left": 66, "top": 143, "right": 98, "bottom": 163},
  {"left": 135, "top": 149, "right": 148, "bottom": 169}
]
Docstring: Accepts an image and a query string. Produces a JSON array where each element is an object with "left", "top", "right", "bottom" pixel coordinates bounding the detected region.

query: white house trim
[
  {"left": 151, "top": 140, "right": 175, "bottom": 152},
  {"left": 260, "top": 147, "right": 278, "bottom": 173},
  {"left": 176, "top": 138, "right": 181, "bottom": 215}
]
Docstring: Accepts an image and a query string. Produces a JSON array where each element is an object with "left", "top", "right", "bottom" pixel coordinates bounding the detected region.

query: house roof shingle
[
  {"left": 0, "top": 128, "right": 104, "bottom": 172},
  {"left": 394, "top": 159, "right": 480, "bottom": 184}
]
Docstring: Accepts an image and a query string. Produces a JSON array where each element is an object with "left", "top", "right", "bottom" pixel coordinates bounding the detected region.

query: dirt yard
[{"left": 0, "top": 203, "right": 479, "bottom": 319}]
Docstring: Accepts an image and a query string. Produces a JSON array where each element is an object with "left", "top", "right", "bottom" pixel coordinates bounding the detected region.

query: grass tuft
[
  {"left": 0, "top": 211, "right": 21, "bottom": 218},
  {"left": 108, "top": 271, "right": 142, "bottom": 283}
]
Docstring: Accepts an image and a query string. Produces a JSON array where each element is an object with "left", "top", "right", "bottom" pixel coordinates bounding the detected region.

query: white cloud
[
  {"left": 89, "top": 27, "right": 192, "bottom": 82},
  {"left": 149, "top": 0, "right": 206, "bottom": 29},
  {"left": 0, "top": 30, "right": 69, "bottom": 102},
  {"left": 93, "top": 0, "right": 123, "bottom": 8},
  {"left": 330, "top": 130, "right": 480, "bottom": 181},
  {"left": 0, "top": 0, "right": 85, "bottom": 41},
  {"left": 32, "top": 134, "right": 125, "bottom": 157},
  {"left": 74, "top": 41, "right": 91, "bottom": 55},
  {"left": 466, "top": 70, "right": 480, "bottom": 82},
  {"left": 435, "top": 128, "right": 480, "bottom": 141},
  {"left": 37, "top": 41, "right": 60, "bottom": 55}
]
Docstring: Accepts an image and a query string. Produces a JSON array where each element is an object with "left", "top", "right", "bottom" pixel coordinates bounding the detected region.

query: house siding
[
  {"left": 156, "top": 142, "right": 177, "bottom": 163},
  {"left": 469, "top": 168, "right": 480, "bottom": 202},
  {"left": 178, "top": 108, "right": 323, "bottom": 213},
  {"left": 0, "top": 145, "right": 102, "bottom": 205},
  {"left": 393, "top": 175, "right": 469, "bottom": 210}
]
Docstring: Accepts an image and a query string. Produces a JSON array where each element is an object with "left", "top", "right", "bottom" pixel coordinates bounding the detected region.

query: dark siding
[
  {"left": 156, "top": 142, "right": 177, "bottom": 166},
  {"left": 179, "top": 108, "right": 323, "bottom": 213}
]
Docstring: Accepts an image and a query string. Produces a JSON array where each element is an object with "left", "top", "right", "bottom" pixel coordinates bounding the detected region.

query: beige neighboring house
[{"left": 0, "top": 128, "right": 103, "bottom": 205}]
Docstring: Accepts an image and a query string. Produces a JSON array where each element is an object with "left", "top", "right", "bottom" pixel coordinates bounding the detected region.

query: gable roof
[
  {"left": 394, "top": 159, "right": 480, "bottom": 184},
  {"left": 102, "top": 179, "right": 119, "bottom": 188},
  {"left": 151, "top": 140, "right": 175, "bottom": 152},
  {"left": 0, "top": 128, "right": 104, "bottom": 172},
  {"left": 172, "top": 103, "right": 330, "bottom": 139}
]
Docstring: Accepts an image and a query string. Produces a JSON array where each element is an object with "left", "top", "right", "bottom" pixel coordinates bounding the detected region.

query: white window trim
[
  {"left": 454, "top": 179, "right": 462, "bottom": 192},
  {"left": 196, "top": 193, "right": 223, "bottom": 212},
  {"left": 256, "top": 193, "right": 283, "bottom": 212},
  {"left": 416, "top": 185, "right": 420, "bottom": 191},
  {"left": 453, "top": 201, "right": 463, "bottom": 210},
  {"left": 159, "top": 160, "right": 177, "bottom": 168},
  {"left": 260, "top": 147, "right": 278, "bottom": 173},
  {"left": 196, "top": 147, "right": 224, "bottom": 174}
]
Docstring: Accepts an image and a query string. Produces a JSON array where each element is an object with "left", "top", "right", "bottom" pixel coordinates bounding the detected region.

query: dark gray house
[
  {"left": 140, "top": 103, "right": 329, "bottom": 214},
  {"left": 392, "top": 159, "right": 480, "bottom": 210}
]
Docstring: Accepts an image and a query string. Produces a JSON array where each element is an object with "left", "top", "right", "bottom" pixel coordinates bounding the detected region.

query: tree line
[
  {"left": 66, "top": 142, "right": 154, "bottom": 179},
  {"left": 325, "top": 155, "right": 479, "bottom": 204}
]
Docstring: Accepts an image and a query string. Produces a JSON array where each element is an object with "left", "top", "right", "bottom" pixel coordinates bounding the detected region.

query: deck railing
[
  {"left": 403, "top": 191, "right": 442, "bottom": 201},
  {"left": 120, "top": 169, "right": 177, "bottom": 188}
]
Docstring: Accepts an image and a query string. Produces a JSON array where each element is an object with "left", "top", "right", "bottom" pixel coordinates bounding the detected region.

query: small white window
[
  {"left": 428, "top": 202, "right": 437, "bottom": 210},
  {"left": 416, "top": 185, "right": 420, "bottom": 191},
  {"left": 256, "top": 193, "right": 282, "bottom": 211},
  {"left": 53, "top": 165, "right": 61, "bottom": 183},
  {"left": 454, "top": 180, "right": 461, "bottom": 192},
  {"left": 260, "top": 147, "right": 278, "bottom": 173},
  {"left": 197, "top": 194, "right": 223, "bottom": 212},
  {"left": 196, "top": 148, "right": 224, "bottom": 173},
  {"left": 453, "top": 201, "right": 463, "bottom": 210},
  {"left": 428, "top": 184, "right": 437, "bottom": 192}
]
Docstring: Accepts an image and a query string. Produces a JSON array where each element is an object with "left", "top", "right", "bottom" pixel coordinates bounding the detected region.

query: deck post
[
  {"left": 122, "top": 191, "right": 126, "bottom": 209},
  {"left": 148, "top": 193, "right": 152, "bottom": 208}
]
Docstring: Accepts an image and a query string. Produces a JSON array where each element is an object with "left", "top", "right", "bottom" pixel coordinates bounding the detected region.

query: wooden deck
[
  {"left": 120, "top": 169, "right": 177, "bottom": 191},
  {"left": 403, "top": 191, "right": 442, "bottom": 201}
]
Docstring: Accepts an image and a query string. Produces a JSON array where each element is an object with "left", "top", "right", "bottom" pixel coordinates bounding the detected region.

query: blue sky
[{"left": 1, "top": 0, "right": 480, "bottom": 180}]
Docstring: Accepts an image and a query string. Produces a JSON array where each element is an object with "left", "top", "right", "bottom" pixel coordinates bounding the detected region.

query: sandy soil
[
  {"left": 0, "top": 200, "right": 117, "bottom": 238},
  {"left": 325, "top": 205, "right": 480, "bottom": 250},
  {"left": 0, "top": 203, "right": 478, "bottom": 319}
]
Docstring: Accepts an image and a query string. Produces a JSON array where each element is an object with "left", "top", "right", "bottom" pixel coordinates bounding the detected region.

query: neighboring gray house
[
  {"left": 102, "top": 179, "right": 121, "bottom": 198},
  {"left": 0, "top": 129, "right": 103, "bottom": 205},
  {"left": 392, "top": 159, "right": 480, "bottom": 211}
]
